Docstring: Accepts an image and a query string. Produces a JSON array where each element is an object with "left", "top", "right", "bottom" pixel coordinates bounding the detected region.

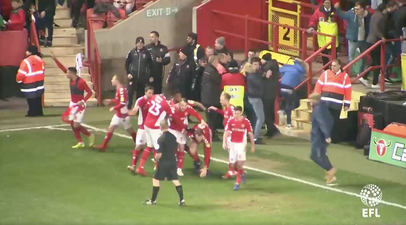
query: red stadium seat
[
  {"left": 86, "top": 8, "right": 106, "bottom": 30},
  {"left": 0, "top": 29, "right": 28, "bottom": 67},
  {"left": 106, "top": 9, "right": 126, "bottom": 28}
]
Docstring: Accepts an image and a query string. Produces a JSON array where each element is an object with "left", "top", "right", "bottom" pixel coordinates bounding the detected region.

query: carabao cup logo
[
  {"left": 372, "top": 138, "right": 391, "bottom": 157},
  {"left": 360, "top": 184, "right": 382, "bottom": 207}
]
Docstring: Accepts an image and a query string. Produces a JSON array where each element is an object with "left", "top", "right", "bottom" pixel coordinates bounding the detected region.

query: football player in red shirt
[
  {"left": 127, "top": 86, "right": 155, "bottom": 172},
  {"left": 169, "top": 98, "right": 207, "bottom": 176},
  {"left": 223, "top": 106, "right": 255, "bottom": 191},
  {"left": 64, "top": 67, "right": 95, "bottom": 149},
  {"left": 208, "top": 92, "right": 236, "bottom": 178},
  {"left": 186, "top": 124, "right": 212, "bottom": 178},
  {"left": 93, "top": 75, "right": 137, "bottom": 151},
  {"left": 170, "top": 90, "right": 206, "bottom": 111}
]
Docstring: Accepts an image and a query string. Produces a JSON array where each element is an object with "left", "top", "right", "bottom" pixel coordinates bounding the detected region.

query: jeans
[
  {"left": 365, "top": 43, "right": 381, "bottom": 85},
  {"left": 280, "top": 89, "right": 299, "bottom": 125},
  {"left": 248, "top": 97, "right": 265, "bottom": 140},
  {"left": 244, "top": 95, "right": 257, "bottom": 131},
  {"left": 348, "top": 40, "right": 368, "bottom": 75},
  {"left": 310, "top": 141, "right": 333, "bottom": 171}
]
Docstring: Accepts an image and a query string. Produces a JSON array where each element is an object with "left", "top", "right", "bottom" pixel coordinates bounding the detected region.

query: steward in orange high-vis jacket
[
  {"left": 313, "top": 59, "right": 351, "bottom": 143},
  {"left": 16, "top": 46, "right": 45, "bottom": 117}
]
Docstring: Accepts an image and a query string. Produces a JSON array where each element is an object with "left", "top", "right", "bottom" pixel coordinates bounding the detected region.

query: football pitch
[{"left": 1, "top": 107, "right": 406, "bottom": 225}]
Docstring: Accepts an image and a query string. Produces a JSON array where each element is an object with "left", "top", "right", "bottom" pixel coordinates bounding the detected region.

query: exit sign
[{"left": 145, "top": 7, "right": 179, "bottom": 18}]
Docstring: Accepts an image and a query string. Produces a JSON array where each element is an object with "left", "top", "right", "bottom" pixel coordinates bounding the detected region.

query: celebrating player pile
[
  {"left": 127, "top": 86, "right": 155, "bottom": 172},
  {"left": 93, "top": 75, "right": 137, "bottom": 151},
  {"left": 223, "top": 106, "right": 255, "bottom": 191}
]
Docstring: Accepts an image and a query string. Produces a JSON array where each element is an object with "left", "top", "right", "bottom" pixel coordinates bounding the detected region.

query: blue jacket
[
  {"left": 336, "top": 8, "right": 371, "bottom": 41},
  {"left": 311, "top": 102, "right": 333, "bottom": 144},
  {"left": 279, "top": 61, "right": 305, "bottom": 89}
]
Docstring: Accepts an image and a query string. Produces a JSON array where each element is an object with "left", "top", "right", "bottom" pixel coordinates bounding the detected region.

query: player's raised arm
[
  {"left": 208, "top": 106, "right": 224, "bottom": 115},
  {"left": 188, "top": 100, "right": 206, "bottom": 111},
  {"left": 50, "top": 51, "right": 68, "bottom": 73}
]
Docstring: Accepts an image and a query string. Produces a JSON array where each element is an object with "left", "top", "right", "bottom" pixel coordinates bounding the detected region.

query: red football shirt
[
  {"left": 144, "top": 94, "right": 174, "bottom": 129},
  {"left": 170, "top": 105, "right": 202, "bottom": 131},
  {"left": 135, "top": 96, "right": 149, "bottom": 129},
  {"left": 111, "top": 87, "right": 129, "bottom": 118},
  {"left": 215, "top": 105, "right": 234, "bottom": 127},
  {"left": 188, "top": 124, "right": 212, "bottom": 167},
  {"left": 225, "top": 117, "right": 253, "bottom": 143}
]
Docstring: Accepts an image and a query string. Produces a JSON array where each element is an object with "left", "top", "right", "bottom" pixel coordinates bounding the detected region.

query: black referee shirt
[{"left": 157, "top": 131, "right": 177, "bottom": 164}]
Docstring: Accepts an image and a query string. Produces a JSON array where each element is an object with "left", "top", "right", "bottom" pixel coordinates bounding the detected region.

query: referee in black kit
[{"left": 143, "top": 119, "right": 185, "bottom": 206}]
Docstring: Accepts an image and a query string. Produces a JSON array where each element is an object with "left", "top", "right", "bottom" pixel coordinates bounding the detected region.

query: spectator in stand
[
  {"left": 313, "top": 59, "right": 351, "bottom": 143},
  {"left": 308, "top": 0, "right": 342, "bottom": 66},
  {"left": 365, "top": 1, "right": 398, "bottom": 88},
  {"left": 1, "top": 0, "right": 12, "bottom": 20},
  {"left": 394, "top": 0, "right": 406, "bottom": 39},
  {"left": 217, "top": 53, "right": 229, "bottom": 74},
  {"left": 72, "top": 0, "right": 95, "bottom": 28},
  {"left": 384, "top": 1, "right": 401, "bottom": 81},
  {"left": 239, "top": 49, "right": 256, "bottom": 73},
  {"left": 220, "top": 60, "right": 246, "bottom": 92},
  {"left": 335, "top": 1, "right": 371, "bottom": 80},
  {"left": 166, "top": 48, "right": 190, "bottom": 98},
  {"left": 214, "top": 37, "right": 234, "bottom": 60},
  {"left": 113, "top": 0, "right": 134, "bottom": 15},
  {"left": 279, "top": 58, "right": 308, "bottom": 129},
  {"left": 125, "top": 36, "right": 153, "bottom": 108},
  {"left": 185, "top": 32, "right": 205, "bottom": 100},
  {"left": 37, "top": 0, "right": 56, "bottom": 47},
  {"left": 145, "top": 31, "right": 170, "bottom": 94},
  {"left": 245, "top": 57, "right": 266, "bottom": 144},
  {"left": 261, "top": 53, "right": 280, "bottom": 138},
  {"left": 201, "top": 56, "right": 222, "bottom": 141},
  {"left": 205, "top": 46, "right": 214, "bottom": 58},
  {"left": 4, "top": 0, "right": 25, "bottom": 31}
]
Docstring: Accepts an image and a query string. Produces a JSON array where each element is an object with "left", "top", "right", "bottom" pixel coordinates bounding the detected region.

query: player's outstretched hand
[
  {"left": 200, "top": 167, "right": 208, "bottom": 178},
  {"left": 208, "top": 106, "right": 217, "bottom": 111},
  {"left": 250, "top": 145, "right": 255, "bottom": 153},
  {"left": 109, "top": 107, "right": 114, "bottom": 112},
  {"left": 103, "top": 99, "right": 111, "bottom": 106}
]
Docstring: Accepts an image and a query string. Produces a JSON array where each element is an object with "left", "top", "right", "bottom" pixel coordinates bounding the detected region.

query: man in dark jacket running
[{"left": 125, "top": 36, "right": 153, "bottom": 109}]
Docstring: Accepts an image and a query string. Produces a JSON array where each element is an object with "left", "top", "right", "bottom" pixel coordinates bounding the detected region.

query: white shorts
[
  {"left": 135, "top": 129, "right": 146, "bottom": 146},
  {"left": 145, "top": 126, "right": 162, "bottom": 149},
  {"left": 228, "top": 142, "right": 246, "bottom": 164},
  {"left": 69, "top": 102, "right": 85, "bottom": 123},
  {"left": 110, "top": 115, "right": 132, "bottom": 130},
  {"left": 168, "top": 129, "right": 187, "bottom": 145}
]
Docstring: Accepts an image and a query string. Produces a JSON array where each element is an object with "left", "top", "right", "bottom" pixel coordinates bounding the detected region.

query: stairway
[
  {"left": 277, "top": 90, "right": 366, "bottom": 140},
  {"left": 41, "top": 5, "right": 97, "bottom": 107}
]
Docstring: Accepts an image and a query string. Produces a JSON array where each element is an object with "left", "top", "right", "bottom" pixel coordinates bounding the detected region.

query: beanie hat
[
  {"left": 135, "top": 36, "right": 145, "bottom": 44},
  {"left": 261, "top": 53, "right": 272, "bottom": 61},
  {"left": 188, "top": 32, "right": 198, "bottom": 41},
  {"left": 216, "top": 37, "right": 225, "bottom": 46},
  {"left": 180, "top": 47, "right": 188, "bottom": 56},
  {"left": 228, "top": 60, "right": 238, "bottom": 69},
  {"left": 27, "top": 45, "right": 39, "bottom": 56}
]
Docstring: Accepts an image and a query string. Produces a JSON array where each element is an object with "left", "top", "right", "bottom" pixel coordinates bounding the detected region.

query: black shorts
[{"left": 153, "top": 162, "right": 178, "bottom": 181}]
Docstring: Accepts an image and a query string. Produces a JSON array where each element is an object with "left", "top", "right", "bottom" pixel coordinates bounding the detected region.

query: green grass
[{"left": 0, "top": 108, "right": 406, "bottom": 225}]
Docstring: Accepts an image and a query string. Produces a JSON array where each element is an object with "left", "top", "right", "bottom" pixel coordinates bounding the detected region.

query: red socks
[
  {"left": 190, "top": 152, "right": 200, "bottom": 163},
  {"left": 177, "top": 149, "right": 185, "bottom": 169},
  {"left": 138, "top": 147, "right": 152, "bottom": 169},
  {"left": 80, "top": 126, "right": 91, "bottom": 137},
  {"left": 228, "top": 164, "right": 234, "bottom": 174},
  {"left": 132, "top": 149, "right": 142, "bottom": 167},
  {"left": 236, "top": 169, "right": 244, "bottom": 184},
  {"left": 102, "top": 132, "right": 113, "bottom": 148},
  {"left": 130, "top": 132, "right": 137, "bottom": 142}
]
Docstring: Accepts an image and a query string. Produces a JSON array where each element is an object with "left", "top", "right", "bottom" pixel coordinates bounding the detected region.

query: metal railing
[
  {"left": 86, "top": 17, "right": 103, "bottom": 106},
  {"left": 342, "top": 38, "right": 404, "bottom": 92}
]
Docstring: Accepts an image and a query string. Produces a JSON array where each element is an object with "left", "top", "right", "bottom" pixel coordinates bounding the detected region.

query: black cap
[
  {"left": 27, "top": 45, "right": 39, "bottom": 55},
  {"left": 187, "top": 32, "right": 197, "bottom": 41},
  {"left": 262, "top": 53, "right": 272, "bottom": 61},
  {"left": 228, "top": 59, "right": 238, "bottom": 68},
  {"left": 180, "top": 48, "right": 188, "bottom": 56},
  {"left": 135, "top": 36, "right": 145, "bottom": 44}
]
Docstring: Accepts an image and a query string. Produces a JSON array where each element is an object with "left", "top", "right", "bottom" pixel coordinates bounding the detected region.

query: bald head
[{"left": 160, "top": 119, "right": 169, "bottom": 130}]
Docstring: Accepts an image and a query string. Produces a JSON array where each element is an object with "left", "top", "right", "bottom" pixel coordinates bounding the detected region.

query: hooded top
[{"left": 279, "top": 61, "right": 306, "bottom": 88}]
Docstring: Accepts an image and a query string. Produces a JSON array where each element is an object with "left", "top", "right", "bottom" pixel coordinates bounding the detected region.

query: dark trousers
[
  {"left": 328, "top": 107, "right": 342, "bottom": 143},
  {"left": 190, "top": 68, "right": 204, "bottom": 102},
  {"left": 128, "top": 81, "right": 146, "bottom": 109},
  {"left": 204, "top": 104, "right": 221, "bottom": 138},
  {"left": 152, "top": 79, "right": 163, "bottom": 95},
  {"left": 310, "top": 140, "right": 333, "bottom": 171},
  {"left": 26, "top": 96, "right": 43, "bottom": 116},
  {"left": 321, "top": 48, "right": 337, "bottom": 66},
  {"left": 263, "top": 98, "right": 278, "bottom": 136},
  {"left": 37, "top": 16, "right": 54, "bottom": 42},
  {"left": 73, "top": 0, "right": 95, "bottom": 23},
  {"left": 243, "top": 95, "right": 257, "bottom": 130},
  {"left": 280, "top": 86, "right": 299, "bottom": 125},
  {"left": 366, "top": 44, "right": 381, "bottom": 85}
]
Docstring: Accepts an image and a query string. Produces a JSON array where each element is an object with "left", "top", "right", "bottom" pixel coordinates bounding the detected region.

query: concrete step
[
  {"left": 54, "top": 27, "right": 77, "bottom": 36},
  {"left": 44, "top": 98, "right": 98, "bottom": 107},
  {"left": 46, "top": 82, "right": 94, "bottom": 92},
  {"left": 41, "top": 46, "right": 84, "bottom": 56},
  {"left": 55, "top": 8, "right": 70, "bottom": 19},
  {"left": 54, "top": 18, "right": 72, "bottom": 28},
  {"left": 44, "top": 55, "right": 77, "bottom": 67},
  {"left": 293, "top": 118, "right": 312, "bottom": 132},
  {"left": 292, "top": 109, "right": 312, "bottom": 122},
  {"left": 52, "top": 35, "right": 78, "bottom": 46},
  {"left": 46, "top": 67, "right": 89, "bottom": 74},
  {"left": 45, "top": 74, "right": 91, "bottom": 82},
  {"left": 277, "top": 125, "right": 311, "bottom": 140}
]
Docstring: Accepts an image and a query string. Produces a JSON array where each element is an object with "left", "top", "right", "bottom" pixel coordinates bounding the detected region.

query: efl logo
[
  {"left": 360, "top": 184, "right": 382, "bottom": 218},
  {"left": 372, "top": 138, "right": 392, "bottom": 157}
]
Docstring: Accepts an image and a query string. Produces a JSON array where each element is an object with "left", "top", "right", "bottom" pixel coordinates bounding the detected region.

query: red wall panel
[
  {"left": 196, "top": 0, "right": 267, "bottom": 52},
  {"left": 0, "top": 29, "right": 28, "bottom": 67}
]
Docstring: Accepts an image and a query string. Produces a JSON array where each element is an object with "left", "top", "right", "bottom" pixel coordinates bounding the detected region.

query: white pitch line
[
  {"left": 81, "top": 123, "right": 406, "bottom": 211},
  {"left": 0, "top": 124, "right": 69, "bottom": 133}
]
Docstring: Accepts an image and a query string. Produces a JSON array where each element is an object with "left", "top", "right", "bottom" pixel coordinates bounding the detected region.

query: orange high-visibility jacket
[
  {"left": 314, "top": 69, "right": 352, "bottom": 110},
  {"left": 16, "top": 55, "right": 45, "bottom": 99}
]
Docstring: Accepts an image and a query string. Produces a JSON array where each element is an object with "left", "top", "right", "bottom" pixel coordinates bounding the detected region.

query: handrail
[{"left": 86, "top": 17, "right": 103, "bottom": 106}]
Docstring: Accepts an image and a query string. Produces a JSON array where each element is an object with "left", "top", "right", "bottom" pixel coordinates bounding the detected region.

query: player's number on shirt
[{"left": 148, "top": 101, "right": 162, "bottom": 116}]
